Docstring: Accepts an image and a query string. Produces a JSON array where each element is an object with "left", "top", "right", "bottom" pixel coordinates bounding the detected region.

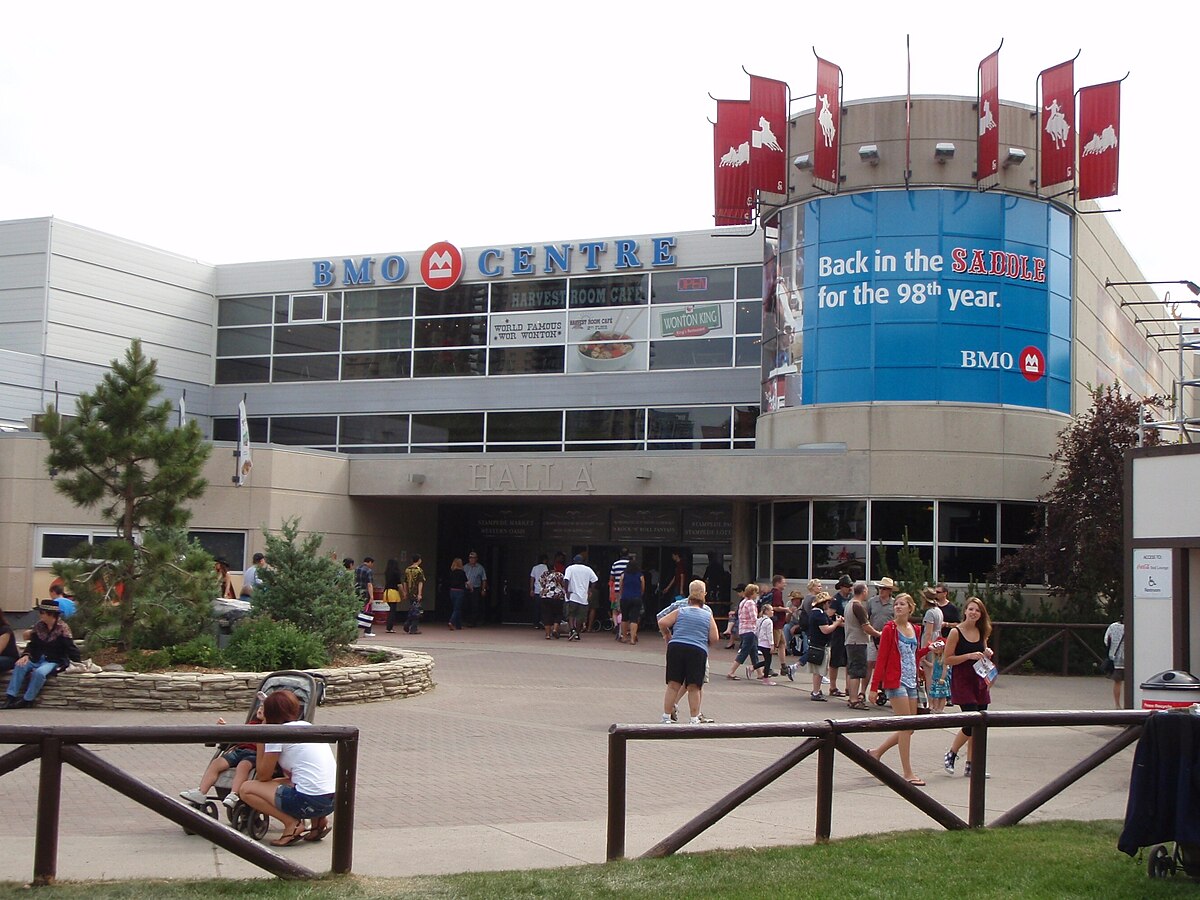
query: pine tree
[
  {"left": 42, "top": 339, "right": 212, "bottom": 650},
  {"left": 995, "top": 382, "right": 1163, "bottom": 620}
]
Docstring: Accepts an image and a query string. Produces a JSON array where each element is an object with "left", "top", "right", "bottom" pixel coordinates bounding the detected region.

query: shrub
[
  {"left": 365, "top": 650, "right": 389, "bottom": 664},
  {"left": 167, "top": 634, "right": 224, "bottom": 668},
  {"left": 251, "top": 518, "right": 361, "bottom": 652},
  {"left": 123, "top": 649, "right": 171, "bottom": 672},
  {"left": 223, "top": 616, "right": 329, "bottom": 672}
]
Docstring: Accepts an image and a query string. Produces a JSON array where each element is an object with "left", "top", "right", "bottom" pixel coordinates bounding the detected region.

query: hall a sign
[
  {"left": 312, "top": 237, "right": 678, "bottom": 288},
  {"left": 469, "top": 462, "right": 595, "bottom": 493}
]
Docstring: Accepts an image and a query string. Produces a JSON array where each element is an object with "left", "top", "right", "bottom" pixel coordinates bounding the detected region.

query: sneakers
[
  {"left": 810, "top": 691, "right": 827, "bottom": 701},
  {"left": 963, "top": 762, "right": 991, "bottom": 779},
  {"left": 569, "top": 630, "right": 580, "bottom": 641},
  {"left": 785, "top": 664, "right": 796, "bottom": 681},
  {"left": 943, "top": 750, "right": 957, "bottom": 776},
  {"left": 180, "top": 789, "right": 207, "bottom": 805},
  {"left": 552, "top": 630, "right": 560, "bottom": 639},
  {"left": 670, "top": 706, "right": 678, "bottom": 722},
  {"left": 223, "top": 791, "right": 240, "bottom": 809},
  {"left": 661, "top": 713, "right": 673, "bottom": 724},
  {"left": 362, "top": 631, "right": 376, "bottom": 638},
  {"left": 689, "top": 716, "right": 702, "bottom": 725},
  {"left": 821, "top": 675, "right": 831, "bottom": 685},
  {"left": 760, "top": 678, "right": 777, "bottom": 686},
  {"left": 697, "top": 713, "right": 716, "bottom": 724}
]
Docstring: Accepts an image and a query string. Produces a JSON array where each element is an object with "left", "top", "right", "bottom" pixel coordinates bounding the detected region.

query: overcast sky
[{"left": 3, "top": 3, "right": 1196, "bottom": 301}]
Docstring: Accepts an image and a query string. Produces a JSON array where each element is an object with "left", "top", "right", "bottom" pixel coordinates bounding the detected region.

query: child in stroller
[{"left": 179, "top": 670, "right": 325, "bottom": 841}]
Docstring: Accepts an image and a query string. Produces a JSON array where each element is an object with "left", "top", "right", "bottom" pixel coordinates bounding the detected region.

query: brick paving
[{"left": 0, "top": 627, "right": 1136, "bottom": 882}]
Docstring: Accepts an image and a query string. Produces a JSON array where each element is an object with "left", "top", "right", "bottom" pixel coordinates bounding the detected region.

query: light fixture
[
  {"left": 934, "top": 142, "right": 955, "bottom": 161},
  {"left": 793, "top": 153, "right": 812, "bottom": 170},
  {"left": 408, "top": 473, "right": 426, "bottom": 485},
  {"left": 858, "top": 145, "right": 879, "bottom": 165},
  {"left": 635, "top": 468, "right": 653, "bottom": 481},
  {"left": 1003, "top": 148, "right": 1027, "bottom": 168},
  {"left": 1107, "top": 278, "right": 1200, "bottom": 298}
]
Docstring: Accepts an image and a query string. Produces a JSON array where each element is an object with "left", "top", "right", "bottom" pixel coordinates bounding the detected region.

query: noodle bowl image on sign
[{"left": 577, "top": 332, "right": 635, "bottom": 371}]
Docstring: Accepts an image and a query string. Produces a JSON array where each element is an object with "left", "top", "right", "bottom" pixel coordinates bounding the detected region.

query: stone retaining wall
[{"left": 0, "top": 646, "right": 434, "bottom": 711}]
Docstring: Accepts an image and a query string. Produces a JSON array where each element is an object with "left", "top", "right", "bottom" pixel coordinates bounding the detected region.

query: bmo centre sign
[{"left": 772, "top": 189, "right": 1071, "bottom": 414}]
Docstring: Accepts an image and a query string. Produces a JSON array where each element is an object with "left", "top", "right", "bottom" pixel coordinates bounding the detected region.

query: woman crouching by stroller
[{"left": 239, "top": 690, "right": 336, "bottom": 846}]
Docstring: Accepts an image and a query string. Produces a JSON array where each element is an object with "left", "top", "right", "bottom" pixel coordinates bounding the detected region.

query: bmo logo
[
  {"left": 960, "top": 346, "right": 1045, "bottom": 381},
  {"left": 420, "top": 241, "right": 463, "bottom": 291}
]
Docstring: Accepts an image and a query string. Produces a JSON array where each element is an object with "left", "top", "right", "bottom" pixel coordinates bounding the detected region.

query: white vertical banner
[
  {"left": 235, "top": 397, "right": 252, "bottom": 486},
  {"left": 178, "top": 391, "right": 187, "bottom": 428},
  {"left": 1132, "top": 548, "right": 1173, "bottom": 709}
]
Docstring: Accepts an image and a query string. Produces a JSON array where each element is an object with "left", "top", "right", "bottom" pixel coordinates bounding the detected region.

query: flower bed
[{"left": 0, "top": 646, "right": 434, "bottom": 711}]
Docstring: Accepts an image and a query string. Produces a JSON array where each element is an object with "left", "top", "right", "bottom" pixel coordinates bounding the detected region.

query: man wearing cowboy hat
[
  {"left": 2, "top": 600, "right": 80, "bottom": 709},
  {"left": 866, "top": 577, "right": 897, "bottom": 693}
]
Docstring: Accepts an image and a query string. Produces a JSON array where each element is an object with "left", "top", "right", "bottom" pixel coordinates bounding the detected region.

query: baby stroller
[{"left": 182, "top": 670, "right": 326, "bottom": 841}]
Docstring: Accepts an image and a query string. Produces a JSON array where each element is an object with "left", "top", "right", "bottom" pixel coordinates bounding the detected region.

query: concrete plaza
[{"left": 0, "top": 626, "right": 1133, "bottom": 883}]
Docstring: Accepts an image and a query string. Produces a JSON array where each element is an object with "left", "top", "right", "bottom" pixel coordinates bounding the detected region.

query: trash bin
[{"left": 1140, "top": 670, "right": 1200, "bottom": 710}]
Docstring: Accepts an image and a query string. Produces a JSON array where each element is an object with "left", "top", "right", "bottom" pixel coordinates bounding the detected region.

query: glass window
[
  {"left": 1001, "top": 502, "right": 1040, "bottom": 545},
  {"left": 212, "top": 417, "right": 267, "bottom": 443},
  {"left": 772, "top": 544, "right": 809, "bottom": 579},
  {"left": 343, "top": 288, "right": 413, "bottom": 320},
  {"left": 939, "top": 502, "right": 997, "bottom": 544},
  {"left": 758, "top": 543, "right": 771, "bottom": 579},
  {"left": 491, "top": 280, "right": 567, "bottom": 312},
  {"left": 564, "top": 441, "right": 643, "bottom": 452},
  {"left": 290, "top": 294, "right": 326, "bottom": 321},
  {"left": 40, "top": 533, "right": 90, "bottom": 559},
  {"left": 415, "top": 283, "right": 487, "bottom": 316},
  {"left": 733, "top": 406, "right": 759, "bottom": 440},
  {"left": 412, "top": 444, "right": 484, "bottom": 453},
  {"left": 341, "top": 445, "right": 409, "bottom": 455},
  {"left": 340, "top": 414, "right": 409, "bottom": 446},
  {"left": 735, "top": 301, "right": 762, "bottom": 334},
  {"left": 735, "top": 336, "right": 760, "bottom": 368},
  {"left": 568, "top": 274, "right": 648, "bottom": 308},
  {"left": 813, "top": 501, "right": 867, "bottom": 541},
  {"left": 217, "top": 327, "right": 272, "bottom": 357},
  {"left": 412, "top": 348, "right": 485, "bottom": 377},
  {"left": 216, "top": 358, "right": 270, "bottom": 384},
  {"left": 773, "top": 501, "right": 809, "bottom": 541},
  {"left": 414, "top": 316, "right": 486, "bottom": 348},
  {"left": 648, "top": 407, "right": 731, "bottom": 441},
  {"left": 937, "top": 546, "right": 999, "bottom": 583},
  {"left": 274, "top": 323, "right": 340, "bottom": 355},
  {"left": 327, "top": 292, "right": 342, "bottom": 320},
  {"left": 737, "top": 265, "right": 764, "bottom": 299},
  {"left": 650, "top": 268, "right": 736, "bottom": 304},
  {"left": 648, "top": 337, "right": 732, "bottom": 370},
  {"left": 218, "top": 296, "right": 273, "bottom": 326},
  {"left": 270, "top": 416, "right": 337, "bottom": 445},
  {"left": 812, "top": 543, "right": 867, "bottom": 582},
  {"left": 487, "top": 410, "right": 563, "bottom": 443},
  {"left": 488, "top": 347, "right": 565, "bottom": 375},
  {"left": 341, "top": 352, "right": 410, "bottom": 380},
  {"left": 758, "top": 503, "right": 771, "bottom": 544},
  {"left": 566, "top": 409, "right": 644, "bottom": 442},
  {"left": 871, "top": 501, "right": 934, "bottom": 543},
  {"left": 411, "top": 412, "right": 484, "bottom": 444},
  {"left": 876, "top": 544, "right": 934, "bottom": 579},
  {"left": 343, "top": 321, "right": 411, "bottom": 352},
  {"left": 187, "top": 531, "right": 247, "bottom": 569},
  {"left": 272, "top": 355, "right": 339, "bottom": 382},
  {"left": 274, "top": 295, "right": 289, "bottom": 324}
]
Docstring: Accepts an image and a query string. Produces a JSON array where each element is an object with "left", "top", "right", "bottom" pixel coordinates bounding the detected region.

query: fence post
[
  {"left": 607, "top": 730, "right": 627, "bottom": 861},
  {"left": 1061, "top": 629, "right": 1070, "bottom": 677},
  {"left": 815, "top": 734, "right": 834, "bottom": 843},
  {"left": 968, "top": 719, "right": 988, "bottom": 828},
  {"left": 33, "top": 736, "right": 62, "bottom": 886},
  {"left": 330, "top": 736, "right": 358, "bottom": 875}
]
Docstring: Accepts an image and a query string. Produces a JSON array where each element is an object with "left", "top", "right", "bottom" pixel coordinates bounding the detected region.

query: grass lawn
[{"left": 1, "top": 820, "right": 1193, "bottom": 899}]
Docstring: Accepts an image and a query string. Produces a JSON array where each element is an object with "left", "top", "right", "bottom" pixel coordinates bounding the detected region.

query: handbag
[
  {"left": 1100, "top": 632, "right": 1123, "bottom": 674},
  {"left": 356, "top": 611, "right": 374, "bottom": 629},
  {"left": 807, "top": 643, "right": 826, "bottom": 666}
]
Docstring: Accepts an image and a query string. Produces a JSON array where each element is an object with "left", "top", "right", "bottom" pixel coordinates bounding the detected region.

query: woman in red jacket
[{"left": 867, "top": 593, "right": 928, "bottom": 785}]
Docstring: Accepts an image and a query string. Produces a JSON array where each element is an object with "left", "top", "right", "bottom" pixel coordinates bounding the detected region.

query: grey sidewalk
[{"left": 0, "top": 627, "right": 1134, "bottom": 883}]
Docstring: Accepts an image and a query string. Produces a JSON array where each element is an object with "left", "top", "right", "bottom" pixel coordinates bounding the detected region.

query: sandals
[
  {"left": 847, "top": 700, "right": 870, "bottom": 710},
  {"left": 270, "top": 827, "right": 306, "bottom": 847},
  {"left": 304, "top": 817, "right": 331, "bottom": 842},
  {"left": 726, "top": 673, "right": 741, "bottom": 680},
  {"left": 906, "top": 777, "right": 927, "bottom": 786},
  {"left": 829, "top": 689, "right": 848, "bottom": 698}
]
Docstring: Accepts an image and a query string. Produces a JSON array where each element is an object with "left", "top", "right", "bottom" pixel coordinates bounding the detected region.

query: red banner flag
[
  {"left": 749, "top": 74, "right": 788, "bottom": 195},
  {"left": 814, "top": 57, "right": 841, "bottom": 187},
  {"left": 1077, "top": 81, "right": 1121, "bottom": 201},
  {"left": 1039, "top": 59, "right": 1075, "bottom": 188},
  {"left": 714, "top": 99, "right": 753, "bottom": 226},
  {"left": 977, "top": 49, "right": 1000, "bottom": 183}
]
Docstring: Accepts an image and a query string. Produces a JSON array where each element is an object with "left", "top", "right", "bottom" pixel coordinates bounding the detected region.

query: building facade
[{"left": 0, "top": 94, "right": 1185, "bottom": 618}]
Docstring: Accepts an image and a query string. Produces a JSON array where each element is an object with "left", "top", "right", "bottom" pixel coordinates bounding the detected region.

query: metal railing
[
  {"left": 0, "top": 723, "right": 359, "bottom": 886},
  {"left": 991, "top": 621, "right": 1108, "bottom": 676},
  {"left": 606, "top": 709, "right": 1150, "bottom": 860}
]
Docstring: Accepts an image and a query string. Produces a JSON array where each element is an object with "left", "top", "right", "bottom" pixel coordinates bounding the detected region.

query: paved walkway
[{"left": 0, "top": 627, "right": 1134, "bottom": 883}]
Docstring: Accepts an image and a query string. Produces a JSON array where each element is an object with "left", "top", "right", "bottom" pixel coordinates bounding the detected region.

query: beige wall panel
[{"left": 49, "top": 220, "right": 215, "bottom": 293}]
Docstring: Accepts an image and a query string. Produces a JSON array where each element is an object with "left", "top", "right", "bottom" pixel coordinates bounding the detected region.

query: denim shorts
[
  {"left": 221, "top": 746, "right": 257, "bottom": 767},
  {"left": 275, "top": 784, "right": 335, "bottom": 819},
  {"left": 885, "top": 685, "right": 918, "bottom": 700}
]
